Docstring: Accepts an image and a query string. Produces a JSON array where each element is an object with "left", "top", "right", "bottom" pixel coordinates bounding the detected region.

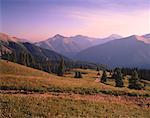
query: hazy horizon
[{"left": 0, "top": 0, "right": 150, "bottom": 41}]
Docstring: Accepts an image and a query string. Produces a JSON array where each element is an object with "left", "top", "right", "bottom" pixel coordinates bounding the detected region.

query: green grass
[{"left": 1, "top": 94, "right": 150, "bottom": 118}]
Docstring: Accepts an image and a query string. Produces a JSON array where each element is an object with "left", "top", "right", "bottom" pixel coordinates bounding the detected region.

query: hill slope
[
  {"left": 0, "top": 33, "right": 72, "bottom": 70},
  {"left": 76, "top": 35, "right": 150, "bottom": 68},
  {"left": 0, "top": 59, "right": 51, "bottom": 77},
  {"left": 0, "top": 60, "right": 150, "bottom": 117},
  {"left": 1, "top": 59, "right": 149, "bottom": 95}
]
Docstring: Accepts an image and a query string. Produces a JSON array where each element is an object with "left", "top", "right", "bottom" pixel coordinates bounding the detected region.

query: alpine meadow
[{"left": 0, "top": 0, "right": 150, "bottom": 118}]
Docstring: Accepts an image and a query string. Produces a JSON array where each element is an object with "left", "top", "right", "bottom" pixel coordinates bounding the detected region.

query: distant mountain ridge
[
  {"left": 0, "top": 33, "right": 71, "bottom": 64},
  {"left": 35, "top": 34, "right": 93, "bottom": 57},
  {"left": 0, "top": 33, "right": 30, "bottom": 43},
  {"left": 143, "top": 33, "right": 150, "bottom": 39},
  {"left": 92, "top": 34, "right": 123, "bottom": 46},
  {"left": 0, "top": 32, "right": 105, "bottom": 71},
  {"left": 1, "top": 32, "right": 150, "bottom": 69},
  {"left": 35, "top": 34, "right": 123, "bottom": 57},
  {"left": 142, "top": 33, "right": 150, "bottom": 44},
  {"left": 75, "top": 35, "right": 150, "bottom": 69}
]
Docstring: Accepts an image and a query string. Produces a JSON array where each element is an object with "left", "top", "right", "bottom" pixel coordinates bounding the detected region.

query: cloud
[
  {"left": 1, "top": 0, "right": 149, "bottom": 41},
  {"left": 47, "top": 0, "right": 150, "bottom": 12}
]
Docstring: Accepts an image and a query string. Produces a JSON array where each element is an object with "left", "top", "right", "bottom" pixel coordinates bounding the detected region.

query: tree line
[
  {"left": 100, "top": 68, "right": 145, "bottom": 90},
  {"left": 0, "top": 50, "right": 69, "bottom": 75},
  {"left": 1, "top": 49, "right": 149, "bottom": 90}
]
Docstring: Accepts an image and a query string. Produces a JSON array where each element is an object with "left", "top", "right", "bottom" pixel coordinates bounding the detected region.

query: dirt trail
[{"left": 0, "top": 90, "right": 150, "bottom": 108}]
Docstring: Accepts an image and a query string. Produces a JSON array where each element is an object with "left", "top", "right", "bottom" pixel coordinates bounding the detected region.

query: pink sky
[{"left": 1, "top": 0, "right": 150, "bottom": 41}]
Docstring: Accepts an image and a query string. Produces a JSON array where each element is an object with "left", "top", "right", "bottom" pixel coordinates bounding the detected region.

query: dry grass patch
[
  {"left": 0, "top": 60, "right": 150, "bottom": 97},
  {"left": 1, "top": 94, "right": 150, "bottom": 118}
]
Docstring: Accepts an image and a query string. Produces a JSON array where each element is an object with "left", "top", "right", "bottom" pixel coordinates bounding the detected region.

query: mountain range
[
  {"left": 0, "top": 33, "right": 71, "bottom": 64},
  {"left": 76, "top": 35, "right": 150, "bottom": 68},
  {"left": 35, "top": 34, "right": 84, "bottom": 57},
  {"left": 142, "top": 34, "right": 150, "bottom": 44},
  {"left": 0, "top": 33, "right": 104, "bottom": 70},
  {"left": 35, "top": 34, "right": 122, "bottom": 57},
  {"left": 92, "top": 34, "right": 123, "bottom": 46},
  {"left": 1, "top": 32, "right": 150, "bottom": 69}
]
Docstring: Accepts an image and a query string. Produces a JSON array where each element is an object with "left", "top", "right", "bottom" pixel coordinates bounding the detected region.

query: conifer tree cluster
[
  {"left": 128, "top": 70, "right": 144, "bottom": 90},
  {"left": 112, "top": 68, "right": 124, "bottom": 87},
  {"left": 99, "top": 67, "right": 147, "bottom": 90},
  {"left": 101, "top": 71, "right": 107, "bottom": 83},
  {"left": 74, "top": 71, "right": 82, "bottom": 78},
  {"left": 1, "top": 50, "right": 16, "bottom": 62}
]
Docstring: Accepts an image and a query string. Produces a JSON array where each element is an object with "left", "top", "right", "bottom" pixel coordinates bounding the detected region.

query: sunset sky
[{"left": 0, "top": 0, "right": 150, "bottom": 41}]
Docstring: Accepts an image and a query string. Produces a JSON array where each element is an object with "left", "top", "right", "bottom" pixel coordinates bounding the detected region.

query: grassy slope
[
  {"left": 0, "top": 60, "right": 150, "bottom": 117},
  {"left": 1, "top": 94, "right": 150, "bottom": 118},
  {"left": 0, "top": 60, "right": 150, "bottom": 96},
  {"left": 0, "top": 60, "right": 51, "bottom": 77}
]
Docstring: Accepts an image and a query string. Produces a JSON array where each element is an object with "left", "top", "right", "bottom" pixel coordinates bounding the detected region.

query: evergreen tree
[
  {"left": 80, "top": 65, "right": 83, "bottom": 69},
  {"left": 7, "top": 53, "right": 11, "bottom": 61},
  {"left": 139, "top": 69, "right": 150, "bottom": 81},
  {"left": 115, "top": 68, "right": 124, "bottom": 87},
  {"left": 11, "top": 51, "right": 16, "bottom": 62},
  {"left": 1, "top": 51, "right": 7, "bottom": 60},
  {"left": 97, "top": 72, "right": 100, "bottom": 77},
  {"left": 96, "top": 67, "right": 100, "bottom": 71},
  {"left": 78, "top": 71, "right": 82, "bottom": 78},
  {"left": 74, "top": 71, "right": 78, "bottom": 78},
  {"left": 101, "top": 71, "right": 107, "bottom": 83},
  {"left": 45, "top": 58, "right": 51, "bottom": 73},
  {"left": 38, "top": 63, "right": 42, "bottom": 70},
  {"left": 128, "top": 70, "right": 144, "bottom": 90},
  {"left": 28, "top": 54, "right": 35, "bottom": 68},
  {"left": 74, "top": 71, "right": 82, "bottom": 78},
  {"left": 21, "top": 52, "right": 26, "bottom": 66},
  {"left": 18, "top": 52, "right": 33, "bottom": 67},
  {"left": 111, "top": 70, "right": 117, "bottom": 79},
  {"left": 121, "top": 68, "right": 127, "bottom": 76},
  {"left": 47, "top": 61, "right": 51, "bottom": 73},
  {"left": 25, "top": 53, "right": 30, "bottom": 66},
  {"left": 57, "top": 57, "right": 65, "bottom": 76},
  {"left": 19, "top": 51, "right": 25, "bottom": 65}
]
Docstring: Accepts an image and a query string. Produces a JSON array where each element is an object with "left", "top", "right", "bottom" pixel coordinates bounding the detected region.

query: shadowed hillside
[{"left": 76, "top": 35, "right": 150, "bottom": 68}]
